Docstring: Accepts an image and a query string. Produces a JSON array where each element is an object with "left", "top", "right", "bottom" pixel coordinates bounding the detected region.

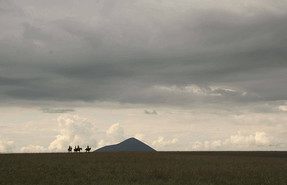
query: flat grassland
[{"left": 0, "top": 152, "right": 286, "bottom": 185}]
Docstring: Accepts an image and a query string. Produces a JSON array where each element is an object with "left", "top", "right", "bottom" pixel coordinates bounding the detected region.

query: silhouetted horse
[
  {"left": 85, "top": 145, "right": 91, "bottom": 152},
  {"left": 74, "top": 145, "right": 82, "bottom": 152},
  {"left": 68, "top": 146, "right": 72, "bottom": 152}
]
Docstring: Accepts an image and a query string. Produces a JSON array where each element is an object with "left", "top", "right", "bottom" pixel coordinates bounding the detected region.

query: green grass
[{"left": 0, "top": 152, "right": 286, "bottom": 185}]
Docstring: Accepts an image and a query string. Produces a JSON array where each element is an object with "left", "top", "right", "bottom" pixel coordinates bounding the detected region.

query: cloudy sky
[{"left": 1, "top": 0, "right": 287, "bottom": 152}]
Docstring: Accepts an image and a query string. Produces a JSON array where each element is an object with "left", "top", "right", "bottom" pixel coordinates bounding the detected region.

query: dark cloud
[{"left": 0, "top": 0, "right": 287, "bottom": 110}]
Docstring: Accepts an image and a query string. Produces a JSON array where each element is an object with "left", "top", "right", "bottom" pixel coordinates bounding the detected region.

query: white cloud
[
  {"left": 152, "top": 136, "right": 178, "bottom": 150},
  {"left": 0, "top": 136, "right": 15, "bottom": 153},
  {"left": 48, "top": 115, "right": 97, "bottom": 152},
  {"left": 189, "top": 131, "right": 272, "bottom": 151},
  {"left": 134, "top": 133, "right": 145, "bottom": 140},
  {"left": 189, "top": 140, "right": 222, "bottom": 150},
  {"left": 17, "top": 117, "right": 128, "bottom": 152},
  {"left": 20, "top": 145, "right": 48, "bottom": 153},
  {"left": 106, "top": 123, "right": 125, "bottom": 143},
  {"left": 278, "top": 105, "right": 287, "bottom": 111},
  {"left": 205, "top": 140, "right": 222, "bottom": 149},
  {"left": 93, "top": 123, "right": 126, "bottom": 149},
  {"left": 2, "top": 107, "right": 287, "bottom": 152},
  {"left": 225, "top": 131, "right": 271, "bottom": 147},
  {"left": 97, "top": 139, "right": 106, "bottom": 148},
  {"left": 254, "top": 132, "right": 270, "bottom": 145},
  {"left": 190, "top": 141, "right": 203, "bottom": 150}
]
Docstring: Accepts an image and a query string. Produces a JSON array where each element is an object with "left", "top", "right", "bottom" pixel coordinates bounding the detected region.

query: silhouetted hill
[{"left": 94, "top": 137, "right": 156, "bottom": 152}]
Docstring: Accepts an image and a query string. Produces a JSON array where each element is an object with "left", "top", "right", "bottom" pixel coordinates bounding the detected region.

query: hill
[{"left": 94, "top": 137, "right": 156, "bottom": 152}]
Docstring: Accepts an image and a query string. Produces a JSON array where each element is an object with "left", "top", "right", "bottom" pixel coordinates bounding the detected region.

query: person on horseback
[
  {"left": 85, "top": 145, "right": 91, "bottom": 152},
  {"left": 77, "top": 145, "right": 82, "bottom": 152},
  {"left": 68, "top": 146, "right": 72, "bottom": 152}
]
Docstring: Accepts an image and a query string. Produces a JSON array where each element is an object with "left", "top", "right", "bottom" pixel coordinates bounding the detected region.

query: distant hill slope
[{"left": 94, "top": 137, "right": 156, "bottom": 152}]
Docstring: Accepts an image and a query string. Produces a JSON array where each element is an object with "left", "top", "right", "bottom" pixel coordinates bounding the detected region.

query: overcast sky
[{"left": 1, "top": 0, "right": 287, "bottom": 152}]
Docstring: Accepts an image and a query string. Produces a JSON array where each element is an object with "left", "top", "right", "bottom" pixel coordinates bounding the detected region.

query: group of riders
[{"left": 68, "top": 145, "right": 91, "bottom": 152}]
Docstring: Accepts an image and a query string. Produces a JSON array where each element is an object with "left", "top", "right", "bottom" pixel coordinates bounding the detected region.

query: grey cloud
[
  {"left": 0, "top": 76, "right": 28, "bottom": 86},
  {"left": 22, "top": 23, "right": 53, "bottom": 41},
  {"left": 144, "top": 110, "right": 158, "bottom": 115},
  {"left": 0, "top": 0, "right": 23, "bottom": 15},
  {"left": 41, "top": 108, "right": 74, "bottom": 114},
  {"left": 52, "top": 63, "right": 134, "bottom": 79},
  {"left": 0, "top": 0, "right": 287, "bottom": 111}
]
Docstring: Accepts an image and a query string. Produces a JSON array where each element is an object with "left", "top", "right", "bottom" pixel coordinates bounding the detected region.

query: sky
[{"left": 0, "top": 0, "right": 287, "bottom": 152}]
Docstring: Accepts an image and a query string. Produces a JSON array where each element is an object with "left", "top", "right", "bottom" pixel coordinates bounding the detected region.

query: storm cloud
[{"left": 1, "top": 0, "right": 287, "bottom": 110}]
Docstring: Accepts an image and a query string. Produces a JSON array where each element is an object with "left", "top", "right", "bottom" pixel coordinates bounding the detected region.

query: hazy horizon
[{"left": 1, "top": 0, "right": 287, "bottom": 153}]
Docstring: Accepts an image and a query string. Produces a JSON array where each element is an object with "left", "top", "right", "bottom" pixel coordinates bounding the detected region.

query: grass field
[{"left": 0, "top": 152, "right": 286, "bottom": 185}]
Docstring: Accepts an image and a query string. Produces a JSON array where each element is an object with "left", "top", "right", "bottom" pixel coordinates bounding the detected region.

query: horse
[
  {"left": 85, "top": 145, "right": 91, "bottom": 152},
  {"left": 68, "top": 146, "right": 72, "bottom": 152},
  {"left": 74, "top": 145, "right": 82, "bottom": 153},
  {"left": 74, "top": 146, "right": 78, "bottom": 152}
]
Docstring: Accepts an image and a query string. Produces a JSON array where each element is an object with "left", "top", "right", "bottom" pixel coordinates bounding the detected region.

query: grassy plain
[{"left": 0, "top": 152, "right": 286, "bottom": 185}]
